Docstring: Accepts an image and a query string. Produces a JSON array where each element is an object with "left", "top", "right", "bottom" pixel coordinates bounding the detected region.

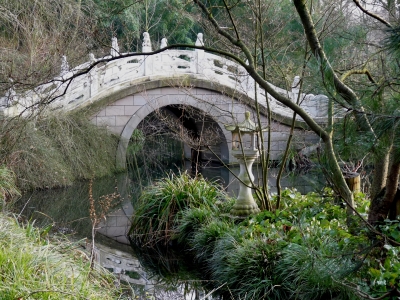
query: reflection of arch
[{"left": 116, "top": 98, "right": 231, "bottom": 169}]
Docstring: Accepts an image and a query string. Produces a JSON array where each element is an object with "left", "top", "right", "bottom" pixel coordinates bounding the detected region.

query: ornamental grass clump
[
  {"left": 276, "top": 242, "right": 359, "bottom": 300},
  {"left": 209, "top": 234, "right": 286, "bottom": 300},
  {"left": 129, "top": 171, "right": 230, "bottom": 248},
  {"left": 191, "top": 219, "right": 235, "bottom": 264},
  {"left": 0, "top": 214, "right": 123, "bottom": 299},
  {"left": 176, "top": 197, "right": 235, "bottom": 245}
]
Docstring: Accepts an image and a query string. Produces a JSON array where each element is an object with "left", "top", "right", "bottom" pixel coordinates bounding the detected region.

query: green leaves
[{"left": 129, "top": 171, "right": 230, "bottom": 247}]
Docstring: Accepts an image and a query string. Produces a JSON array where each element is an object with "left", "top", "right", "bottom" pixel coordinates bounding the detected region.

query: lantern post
[{"left": 225, "top": 111, "right": 264, "bottom": 217}]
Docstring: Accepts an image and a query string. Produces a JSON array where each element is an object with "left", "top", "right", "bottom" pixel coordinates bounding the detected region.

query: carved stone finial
[
  {"left": 89, "top": 53, "right": 96, "bottom": 63},
  {"left": 142, "top": 32, "right": 152, "bottom": 52},
  {"left": 292, "top": 75, "right": 300, "bottom": 89},
  {"left": 60, "top": 55, "right": 69, "bottom": 76},
  {"left": 111, "top": 37, "right": 119, "bottom": 57},
  {"left": 195, "top": 33, "right": 204, "bottom": 47},
  {"left": 5, "top": 78, "right": 15, "bottom": 104},
  {"left": 160, "top": 38, "right": 168, "bottom": 49}
]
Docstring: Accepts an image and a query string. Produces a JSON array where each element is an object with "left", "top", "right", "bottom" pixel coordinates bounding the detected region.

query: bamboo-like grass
[
  {"left": 0, "top": 214, "right": 124, "bottom": 299},
  {"left": 129, "top": 172, "right": 230, "bottom": 248}
]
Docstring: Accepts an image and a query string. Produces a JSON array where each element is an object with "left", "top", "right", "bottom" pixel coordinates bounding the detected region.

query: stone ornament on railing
[
  {"left": 2, "top": 78, "right": 16, "bottom": 108},
  {"left": 89, "top": 53, "right": 96, "bottom": 64},
  {"left": 142, "top": 32, "right": 152, "bottom": 52},
  {"left": 160, "top": 38, "right": 168, "bottom": 49},
  {"left": 195, "top": 33, "right": 204, "bottom": 47},
  {"left": 60, "top": 55, "right": 69, "bottom": 76},
  {"left": 1, "top": 31, "right": 329, "bottom": 123},
  {"left": 111, "top": 37, "right": 119, "bottom": 57}
]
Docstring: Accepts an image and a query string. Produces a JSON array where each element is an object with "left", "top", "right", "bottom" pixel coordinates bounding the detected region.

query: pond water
[
  {"left": 15, "top": 160, "right": 323, "bottom": 299},
  {"left": 14, "top": 164, "right": 321, "bottom": 299}
]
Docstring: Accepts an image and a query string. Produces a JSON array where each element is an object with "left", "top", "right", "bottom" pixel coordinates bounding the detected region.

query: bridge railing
[{"left": 1, "top": 33, "right": 328, "bottom": 123}]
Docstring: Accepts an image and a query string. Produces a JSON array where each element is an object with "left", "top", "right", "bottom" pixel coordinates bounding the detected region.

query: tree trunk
[
  {"left": 370, "top": 151, "right": 390, "bottom": 200},
  {"left": 388, "top": 188, "right": 400, "bottom": 220},
  {"left": 324, "top": 139, "right": 355, "bottom": 216},
  {"left": 369, "top": 149, "right": 400, "bottom": 224}
]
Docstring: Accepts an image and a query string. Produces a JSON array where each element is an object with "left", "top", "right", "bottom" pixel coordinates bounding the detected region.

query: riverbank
[
  {"left": 0, "top": 213, "right": 127, "bottom": 299},
  {"left": 0, "top": 111, "right": 119, "bottom": 192},
  {"left": 130, "top": 173, "right": 400, "bottom": 299}
]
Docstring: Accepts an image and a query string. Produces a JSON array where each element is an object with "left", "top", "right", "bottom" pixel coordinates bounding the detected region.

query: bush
[
  {"left": 191, "top": 219, "right": 235, "bottom": 264},
  {"left": 129, "top": 172, "right": 230, "bottom": 247},
  {"left": 277, "top": 242, "right": 359, "bottom": 299},
  {"left": 0, "top": 166, "right": 20, "bottom": 211}
]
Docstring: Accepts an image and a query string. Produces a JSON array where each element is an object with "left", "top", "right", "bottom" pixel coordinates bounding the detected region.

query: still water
[{"left": 15, "top": 161, "right": 323, "bottom": 299}]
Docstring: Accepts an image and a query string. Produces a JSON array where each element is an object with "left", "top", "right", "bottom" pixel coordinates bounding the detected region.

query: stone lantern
[{"left": 225, "top": 111, "right": 263, "bottom": 217}]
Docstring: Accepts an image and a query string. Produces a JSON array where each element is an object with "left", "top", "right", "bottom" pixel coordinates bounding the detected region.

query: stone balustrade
[{"left": 0, "top": 33, "right": 328, "bottom": 123}]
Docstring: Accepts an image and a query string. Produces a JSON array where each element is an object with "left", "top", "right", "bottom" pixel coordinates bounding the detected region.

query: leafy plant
[{"left": 129, "top": 171, "right": 230, "bottom": 247}]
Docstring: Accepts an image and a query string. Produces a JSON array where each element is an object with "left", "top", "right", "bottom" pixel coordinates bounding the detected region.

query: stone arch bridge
[{"left": 1, "top": 34, "right": 328, "bottom": 169}]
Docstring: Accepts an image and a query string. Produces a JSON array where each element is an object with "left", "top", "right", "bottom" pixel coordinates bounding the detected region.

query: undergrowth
[
  {"left": 0, "top": 112, "right": 119, "bottom": 191},
  {"left": 129, "top": 171, "right": 232, "bottom": 247},
  {"left": 0, "top": 213, "right": 124, "bottom": 299},
  {"left": 130, "top": 176, "right": 400, "bottom": 299}
]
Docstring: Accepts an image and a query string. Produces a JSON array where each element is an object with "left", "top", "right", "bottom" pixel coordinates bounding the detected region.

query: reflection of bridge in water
[
  {"left": 92, "top": 240, "right": 209, "bottom": 299},
  {"left": 2, "top": 33, "right": 328, "bottom": 169}
]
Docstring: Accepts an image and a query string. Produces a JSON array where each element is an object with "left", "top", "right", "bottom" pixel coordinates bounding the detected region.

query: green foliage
[
  {"left": 91, "top": 0, "right": 198, "bottom": 52},
  {"left": 176, "top": 197, "right": 235, "bottom": 245},
  {"left": 366, "top": 243, "right": 400, "bottom": 297},
  {"left": 209, "top": 234, "right": 286, "bottom": 300},
  {"left": 131, "top": 183, "right": 400, "bottom": 299},
  {"left": 129, "top": 171, "right": 230, "bottom": 247},
  {"left": 191, "top": 219, "right": 235, "bottom": 264},
  {"left": 0, "top": 166, "right": 20, "bottom": 211},
  {"left": 362, "top": 220, "right": 400, "bottom": 297},
  {"left": 0, "top": 213, "right": 122, "bottom": 299},
  {"left": 0, "top": 112, "right": 119, "bottom": 191},
  {"left": 277, "top": 242, "right": 359, "bottom": 300}
]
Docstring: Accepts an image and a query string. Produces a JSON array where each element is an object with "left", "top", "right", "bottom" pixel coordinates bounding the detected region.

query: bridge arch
[
  {"left": 84, "top": 76, "right": 320, "bottom": 169},
  {"left": 2, "top": 46, "right": 326, "bottom": 169},
  {"left": 115, "top": 90, "right": 232, "bottom": 169},
  {"left": 87, "top": 77, "right": 255, "bottom": 169}
]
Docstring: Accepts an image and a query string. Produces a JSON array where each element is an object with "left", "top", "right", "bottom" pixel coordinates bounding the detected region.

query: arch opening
[{"left": 122, "top": 104, "right": 229, "bottom": 174}]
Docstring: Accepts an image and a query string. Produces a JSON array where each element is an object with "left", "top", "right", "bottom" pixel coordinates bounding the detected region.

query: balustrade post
[
  {"left": 88, "top": 53, "right": 98, "bottom": 99},
  {"left": 142, "top": 32, "right": 153, "bottom": 76},
  {"left": 195, "top": 33, "right": 205, "bottom": 75},
  {"left": 291, "top": 75, "right": 300, "bottom": 102}
]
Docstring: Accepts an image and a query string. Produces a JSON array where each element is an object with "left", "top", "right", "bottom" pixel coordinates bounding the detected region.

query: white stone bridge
[{"left": 1, "top": 33, "right": 328, "bottom": 169}]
